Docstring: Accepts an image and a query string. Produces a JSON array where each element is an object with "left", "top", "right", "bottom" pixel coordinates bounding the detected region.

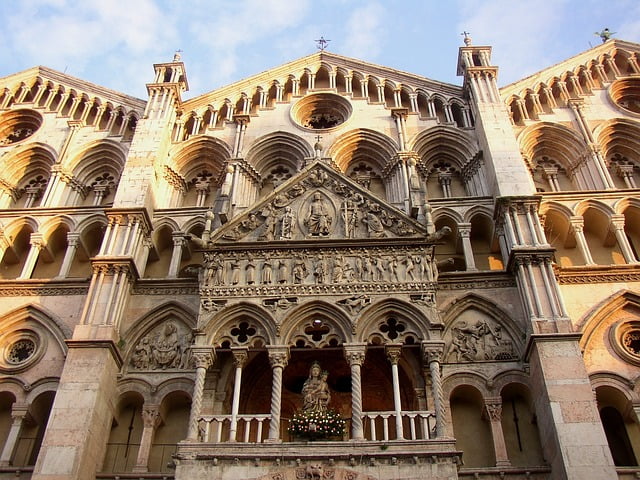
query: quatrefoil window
[
  {"left": 230, "top": 322, "right": 256, "bottom": 344},
  {"left": 304, "top": 320, "right": 330, "bottom": 342},
  {"left": 380, "top": 317, "right": 405, "bottom": 340}
]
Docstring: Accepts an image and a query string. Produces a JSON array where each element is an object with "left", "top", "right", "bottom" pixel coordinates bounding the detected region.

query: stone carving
[
  {"left": 130, "top": 322, "right": 192, "bottom": 370},
  {"left": 204, "top": 253, "right": 224, "bottom": 286},
  {"left": 292, "top": 256, "right": 308, "bottom": 284},
  {"left": 201, "top": 298, "right": 227, "bottom": 312},
  {"left": 302, "top": 361, "right": 331, "bottom": 413},
  {"left": 305, "top": 464, "right": 324, "bottom": 480},
  {"left": 263, "top": 296, "right": 298, "bottom": 311},
  {"left": 211, "top": 164, "right": 425, "bottom": 243},
  {"left": 337, "top": 295, "right": 371, "bottom": 313},
  {"left": 447, "top": 320, "right": 515, "bottom": 362},
  {"left": 305, "top": 192, "right": 332, "bottom": 236},
  {"left": 279, "top": 206, "right": 296, "bottom": 239}
]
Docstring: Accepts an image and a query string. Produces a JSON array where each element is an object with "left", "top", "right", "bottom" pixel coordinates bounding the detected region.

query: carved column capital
[
  {"left": 231, "top": 347, "right": 249, "bottom": 368},
  {"left": 191, "top": 347, "right": 214, "bottom": 369},
  {"left": 344, "top": 343, "right": 367, "bottom": 367},
  {"left": 385, "top": 344, "right": 403, "bottom": 365},
  {"left": 421, "top": 341, "right": 446, "bottom": 364},
  {"left": 141, "top": 405, "right": 162, "bottom": 428},
  {"left": 484, "top": 398, "right": 503, "bottom": 422},
  {"left": 267, "top": 346, "right": 289, "bottom": 369}
]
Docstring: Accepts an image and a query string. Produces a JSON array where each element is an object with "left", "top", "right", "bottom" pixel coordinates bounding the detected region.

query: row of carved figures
[{"left": 202, "top": 251, "right": 441, "bottom": 286}]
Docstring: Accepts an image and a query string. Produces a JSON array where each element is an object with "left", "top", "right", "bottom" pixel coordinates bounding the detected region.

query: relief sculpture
[
  {"left": 447, "top": 319, "right": 515, "bottom": 362},
  {"left": 130, "top": 322, "right": 192, "bottom": 370}
]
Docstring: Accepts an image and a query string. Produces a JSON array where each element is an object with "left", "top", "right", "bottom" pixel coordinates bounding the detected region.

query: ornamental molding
[
  {"left": 0, "top": 282, "right": 89, "bottom": 296},
  {"left": 555, "top": 265, "right": 640, "bottom": 284}
]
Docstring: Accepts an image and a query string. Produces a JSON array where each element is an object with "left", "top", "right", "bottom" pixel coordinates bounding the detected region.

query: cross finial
[
  {"left": 461, "top": 31, "right": 472, "bottom": 46},
  {"left": 315, "top": 36, "right": 330, "bottom": 51}
]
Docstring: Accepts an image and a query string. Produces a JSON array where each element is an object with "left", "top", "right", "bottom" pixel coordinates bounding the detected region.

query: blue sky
[{"left": 1, "top": 0, "right": 639, "bottom": 99}]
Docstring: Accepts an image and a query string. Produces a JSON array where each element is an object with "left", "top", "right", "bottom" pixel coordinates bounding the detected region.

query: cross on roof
[{"left": 315, "top": 36, "right": 330, "bottom": 51}]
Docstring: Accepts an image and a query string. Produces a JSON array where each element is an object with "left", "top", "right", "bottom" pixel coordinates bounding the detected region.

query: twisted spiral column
[
  {"left": 344, "top": 343, "right": 367, "bottom": 440},
  {"left": 187, "top": 348, "right": 214, "bottom": 441},
  {"left": 267, "top": 346, "right": 289, "bottom": 442},
  {"left": 423, "top": 341, "right": 446, "bottom": 438}
]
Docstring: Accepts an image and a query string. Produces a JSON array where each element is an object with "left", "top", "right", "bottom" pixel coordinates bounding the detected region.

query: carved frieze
[{"left": 198, "top": 246, "right": 436, "bottom": 299}]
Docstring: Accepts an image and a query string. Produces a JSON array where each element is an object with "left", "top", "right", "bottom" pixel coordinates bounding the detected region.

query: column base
[
  {"left": 132, "top": 465, "right": 149, "bottom": 473},
  {"left": 496, "top": 460, "right": 512, "bottom": 467}
]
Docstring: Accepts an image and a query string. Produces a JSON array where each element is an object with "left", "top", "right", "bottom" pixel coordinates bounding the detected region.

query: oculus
[
  {"left": 291, "top": 93, "right": 352, "bottom": 131},
  {"left": 609, "top": 78, "right": 640, "bottom": 116},
  {"left": 0, "top": 109, "right": 42, "bottom": 146},
  {"left": 611, "top": 320, "right": 640, "bottom": 366}
]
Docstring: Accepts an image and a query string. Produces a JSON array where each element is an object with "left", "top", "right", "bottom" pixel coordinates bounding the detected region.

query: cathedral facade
[{"left": 0, "top": 37, "right": 639, "bottom": 480}]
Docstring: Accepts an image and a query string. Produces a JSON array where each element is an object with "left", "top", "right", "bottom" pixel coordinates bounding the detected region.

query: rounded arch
[
  {"left": 328, "top": 128, "right": 398, "bottom": 173},
  {"left": 410, "top": 126, "right": 477, "bottom": 168},
  {"left": 246, "top": 131, "right": 313, "bottom": 176},
  {"left": 518, "top": 122, "right": 588, "bottom": 172},
  {"left": 203, "top": 302, "right": 276, "bottom": 348},
  {"left": 0, "top": 304, "right": 71, "bottom": 352},
  {"left": 280, "top": 301, "right": 352, "bottom": 347},
  {"left": 169, "top": 136, "right": 231, "bottom": 181},
  {"left": 0, "top": 142, "right": 57, "bottom": 183},
  {"left": 122, "top": 301, "right": 197, "bottom": 363},
  {"left": 355, "top": 298, "right": 430, "bottom": 345},
  {"left": 37, "top": 214, "right": 76, "bottom": 241},
  {"left": 441, "top": 293, "right": 524, "bottom": 361}
]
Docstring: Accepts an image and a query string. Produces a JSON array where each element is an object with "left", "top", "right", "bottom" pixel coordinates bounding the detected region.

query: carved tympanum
[
  {"left": 129, "top": 321, "right": 192, "bottom": 370},
  {"left": 446, "top": 319, "right": 515, "bottom": 362}
]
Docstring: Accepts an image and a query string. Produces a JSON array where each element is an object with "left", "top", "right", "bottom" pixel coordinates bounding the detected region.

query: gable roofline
[
  {"left": 0, "top": 65, "right": 146, "bottom": 109},
  {"left": 499, "top": 38, "right": 640, "bottom": 97},
  {"left": 182, "top": 51, "right": 463, "bottom": 108}
]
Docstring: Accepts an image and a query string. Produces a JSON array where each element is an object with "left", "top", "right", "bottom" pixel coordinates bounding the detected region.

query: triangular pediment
[{"left": 211, "top": 161, "right": 427, "bottom": 244}]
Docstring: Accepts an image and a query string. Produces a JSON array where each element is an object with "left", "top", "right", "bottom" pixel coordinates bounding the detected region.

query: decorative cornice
[
  {"left": 555, "top": 265, "right": 640, "bottom": 284},
  {"left": 0, "top": 280, "right": 89, "bottom": 296}
]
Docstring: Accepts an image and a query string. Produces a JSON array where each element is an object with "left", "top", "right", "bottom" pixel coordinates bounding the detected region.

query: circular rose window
[
  {"left": 609, "top": 78, "right": 640, "bottom": 116},
  {"left": 0, "top": 109, "right": 42, "bottom": 146},
  {"left": 0, "top": 330, "right": 43, "bottom": 373},
  {"left": 611, "top": 320, "right": 640, "bottom": 366},
  {"left": 291, "top": 93, "right": 352, "bottom": 131},
  {"left": 7, "top": 339, "right": 36, "bottom": 364}
]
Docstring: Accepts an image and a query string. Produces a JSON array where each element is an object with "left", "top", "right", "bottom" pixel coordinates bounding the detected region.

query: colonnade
[{"left": 186, "top": 342, "right": 447, "bottom": 443}]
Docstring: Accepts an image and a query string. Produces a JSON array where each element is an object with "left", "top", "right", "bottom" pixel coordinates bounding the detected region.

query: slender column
[
  {"left": 187, "top": 348, "right": 214, "bottom": 441},
  {"left": 229, "top": 348, "right": 248, "bottom": 442},
  {"left": 422, "top": 342, "right": 446, "bottom": 438},
  {"left": 168, "top": 233, "right": 186, "bottom": 278},
  {"left": 458, "top": 223, "right": 477, "bottom": 271},
  {"left": 344, "top": 343, "right": 367, "bottom": 440},
  {"left": 386, "top": 344, "right": 404, "bottom": 440},
  {"left": 0, "top": 404, "right": 29, "bottom": 466},
  {"left": 132, "top": 404, "right": 161, "bottom": 473},
  {"left": 484, "top": 399, "right": 511, "bottom": 467},
  {"left": 570, "top": 218, "right": 595, "bottom": 265},
  {"left": 267, "top": 347, "right": 289, "bottom": 442},
  {"left": 57, "top": 232, "right": 80, "bottom": 278},
  {"left": 18, "top": 233, "right": 45, "bottom": 279},
  {"left": 610, "top": 215, "right": 638, "bottom": 264}
]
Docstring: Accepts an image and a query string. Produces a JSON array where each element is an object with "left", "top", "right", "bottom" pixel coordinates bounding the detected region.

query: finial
[
  {"left": 461, "top": 31, "right": 472, "bottom": 46},
  {"left": 315, "top": 36, "right": 331, "bottom": 51},
  {"left": 173, "top": 49, "right": 183, "bottom": 62},
  {"left": 595, "top": 28, "right": 615, "bottom": 43}
]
